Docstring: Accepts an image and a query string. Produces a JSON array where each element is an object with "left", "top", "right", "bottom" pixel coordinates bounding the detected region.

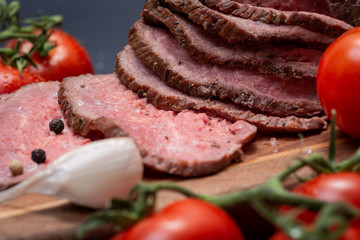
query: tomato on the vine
[
  {"left": 110, "top": 198, "right": 244, "bottom": 240},
  {"left": 0, "top": 64, "right": 45, "bottom": 94},
  {"left": 270, "top": 173, "right": 360, "bottom": 240},
  {"left": 316, "top": 27, "right": 360, "bottom": 138},
  {"left": 7, "top": 29, "right": 93, "bottom": 81}
]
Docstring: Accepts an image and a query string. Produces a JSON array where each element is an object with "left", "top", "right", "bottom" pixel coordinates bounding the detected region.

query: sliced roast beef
[
  {"left": 142, "top": 1, "right": 321, "bottom": 80},
  {"left": 0, "top": 82, "right": 90, "bottom": 190},
  {"left": 328, "top": 0, "right": 360, "bottom": 27},
  {"left": 116, "top": 45, "right": 327, "bottom": 132},
  {"left": 59, "top": 74, "right": 257, "bottom": 177},
  {"left": 155, "top": 0, "right": 335, "bottom": 46},
  {"left": 234, "top": 0, "right": 360, "bottom": 27},
  {"left": 232, "top": 0, "right": 331, "bottom": 16},
  {"left": 129, "top": 21, "right": 323, "bottom": 117},
  {"left": 202, "top": 0, "right": 352, "bottom": 37}
]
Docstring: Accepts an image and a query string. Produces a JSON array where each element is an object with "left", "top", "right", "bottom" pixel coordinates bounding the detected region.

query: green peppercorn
[
  {"left": 31, "top": 149, "right": 46, "bottom": 164},
  {"left": 49, "top": 118, "right": 65, "bottom": 134}
]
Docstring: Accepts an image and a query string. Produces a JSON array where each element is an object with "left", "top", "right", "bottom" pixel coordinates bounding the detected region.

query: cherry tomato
[
  {"left": 0, "top": 64, "right": 45, "bottom": 94},
  {"left": 110, "top": 198, "right": 244, "bottom": 240},
  {"left": 316, "top": 27, "right": 360, "bottom": 137},
  {"left": 271, "top": 173, "right": 360, "bottom": 240},
  {"left": 8, "top": 29, "right": 93, "bottom": 81}
]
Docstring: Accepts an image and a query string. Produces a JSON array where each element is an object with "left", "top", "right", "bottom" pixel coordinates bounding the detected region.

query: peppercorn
[
  {"left": 31, "top": 149, "right": 46, "bottom": 164},
  {"left": 9, "top": 160, "right": 23, "bottom": 176},
  {"left": 49, "top": 118, "right": 65, "bottom": 134}
]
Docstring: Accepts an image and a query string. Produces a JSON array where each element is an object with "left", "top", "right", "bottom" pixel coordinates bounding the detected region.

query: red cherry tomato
[
  {"left": 316, "top": 27, "right": 360, "bottom": 137},
  {"left": 271, "top": 173, "right": 360, "bottom": 240},
  {"left": 0, "top": 64, "right": 45, "bottom": 94},
  {"left": 110, "top": 198, "right": 244, "bottom": 240},
  {"left": 8, "top": 29, "right": 93, "bottom": 81}
]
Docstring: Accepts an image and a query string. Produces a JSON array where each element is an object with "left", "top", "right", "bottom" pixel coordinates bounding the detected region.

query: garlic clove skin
[{"left": 0, "top": 137, "right": 143, "bottom": 209}]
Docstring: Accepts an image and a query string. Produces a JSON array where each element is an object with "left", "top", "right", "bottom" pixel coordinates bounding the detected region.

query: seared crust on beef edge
[
  {"left": 142, "top": 0, "right": 321, "bottom": 80},
  {"left": 232, "top": 0, "right": 331, "bottom": 16},
  {"left": 116, "top": 45, "right": 327, "bottom": 133},
  {"left": 233, "top": 0, "right": 360, "bottom": 27},
  {"left": 155, "top": 0, "right": 335, "bottom": 47},
  {"left": 128, "top": 21, "right": 323, "bottom": 117},
  {"left": 59, "top": 74, "right": 257, "bottom": 177},
  {"left": 202, "top": 0, "right": 352, "bottom": 37},
  {"left": 328, "top": 0, "right": 360, "bottom": 27}
]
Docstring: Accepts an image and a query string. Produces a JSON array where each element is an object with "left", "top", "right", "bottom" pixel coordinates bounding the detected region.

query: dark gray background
[{"left": 18, "top": 0, "right": 145, "bottom": 74}]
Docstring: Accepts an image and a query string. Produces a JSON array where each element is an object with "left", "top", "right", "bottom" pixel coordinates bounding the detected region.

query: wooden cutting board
[{"left": 0, "top": 127, "right": 359, "bottom": 240}]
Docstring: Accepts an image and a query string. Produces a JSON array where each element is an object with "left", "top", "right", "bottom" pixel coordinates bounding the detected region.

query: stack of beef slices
[
  {"left": 230, "top": 0, "right": 360, "bottom": 27},
  {"left": 116, "top": 0, "right": 353, "bottom": 136},
  {"left": 58, "top": 0, "right": 352, "bottom": 178}
]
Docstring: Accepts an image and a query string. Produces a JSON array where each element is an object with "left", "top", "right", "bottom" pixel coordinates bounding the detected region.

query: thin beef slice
[
  {"left": 328, "top": 0, "right": 360, "bottom": 27},
  {"left": 233, "top": 0, "right": 360, "bottom": 27},
  {"left": 232, "top": 0, "right": 331, "bottom": 16},
  {"left": 0, "top": 82, "right": 90, "bottom": 189},
  {"left": 129, "top": 21, "right": 323, "bottom": 117},
  {"left": 155, "top": 0, "right": 335, "bottom": 46},
  {"left": 202, "top": 0, "right": 352, "bottom": 37},
  {"left": 59, "top": 74, "right": 257, "bottom": 177},
  {"left": 142, "top": 1, "right": 322, "bottom": 80},
  {"left": 116, "top": 45, "right": 327, "bottom": 133}
]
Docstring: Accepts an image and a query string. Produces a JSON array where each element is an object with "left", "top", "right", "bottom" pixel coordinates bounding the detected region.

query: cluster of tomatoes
[
  {"left": 0, "top": 29, "right": 93, "bottom": 94},
  {"left": 108, "top": 173, "right": 360, "bottom": 240}
]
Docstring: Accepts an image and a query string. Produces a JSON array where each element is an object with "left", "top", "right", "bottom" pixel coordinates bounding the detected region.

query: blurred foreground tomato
[
  {"left": 111, "top": 198, "right": 244, "bottom": 240},
  {"left": 0, "top": 64, "right": 45, "bottom": 94},
  {"left": 7, "top": 29, "right": 93, "bottom": 81},
  {"left": 317, "top": 27, "right": 360, "bottom": 137},
  {"left": 270, "top": 173, "right": 360, "bottom": 240}
]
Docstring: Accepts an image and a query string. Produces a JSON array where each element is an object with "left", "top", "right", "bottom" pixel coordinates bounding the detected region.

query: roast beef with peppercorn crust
[
  {"left": 142, "top": 2, "right": 322, "bottom": 80},
  {"left": 155, "top": 0, "right": 335, "bottom": 47},
  {"left": 59, "top": 74, "right": 257, "bottom": 177},
  {"left": 128, "top": 21, "right": 323, "bottom": 117},
  {"left": 116, "top": 45, "right": 327, "bottom": 132},
  {"left": 0, "top": 82, "right": 90, "bottom": 190},
  {"left": 233, "top": 0, "right": 360, "bottom": 27},
  {"left": 201, "top": 0, "right": 352, "bottom": 37},
  {"left": 231, "top": 0, "right": 331, "bottom": 15},
  {"left": 327, "top": 0, "right": 360, "bottom": 27}
]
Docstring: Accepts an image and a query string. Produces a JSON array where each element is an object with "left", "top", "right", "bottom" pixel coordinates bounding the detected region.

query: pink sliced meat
[
  {"left": 59, "top": 74, "right": 257, "bottom": 177},
  {"left": 0, "top": 82, "right": 90, "bottom": 189}
]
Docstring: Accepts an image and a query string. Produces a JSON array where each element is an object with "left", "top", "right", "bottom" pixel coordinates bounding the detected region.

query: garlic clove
[{"left": 0, "top": 137, "right": 143, "bottom": 209}]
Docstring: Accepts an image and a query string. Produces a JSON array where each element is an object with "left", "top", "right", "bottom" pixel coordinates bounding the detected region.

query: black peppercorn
[
  {"left": 49, "top": 118, "right": 65, "bottom": 134},
  {"left": 31, "top": 149, "right": 46, "bottom": 164}
]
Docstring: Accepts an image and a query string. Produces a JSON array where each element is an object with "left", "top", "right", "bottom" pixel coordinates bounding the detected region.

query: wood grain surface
[{"left": 0, "top": 127, "right": 359, "bottom": 240}]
